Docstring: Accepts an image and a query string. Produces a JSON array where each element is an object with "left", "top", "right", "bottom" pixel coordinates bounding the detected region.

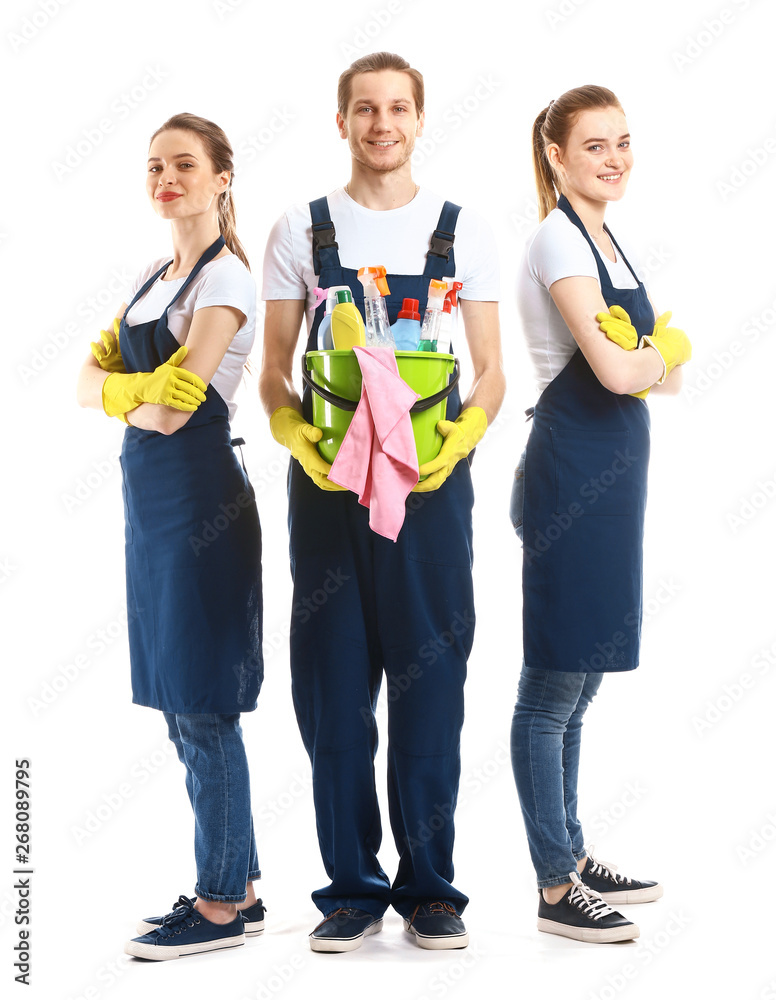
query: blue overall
[
  {"left": 119, "top": 236, "right": 263, "bottom": 714},
  {"left": 288, "top": 197, "right": 474, "bottom": 919},
  {"left": 522, "top": 196, "right": 653, "bottom": 673}
]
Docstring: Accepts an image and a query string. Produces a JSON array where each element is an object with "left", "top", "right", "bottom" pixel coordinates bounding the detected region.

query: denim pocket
[
  {"left": 118, "top": 456, "right": 133, "bottom": 545},
  {"left": 510, "top": 449, "right": 526, "bottom": 540}
]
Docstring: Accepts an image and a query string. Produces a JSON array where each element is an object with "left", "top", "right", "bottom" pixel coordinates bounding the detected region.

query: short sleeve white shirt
[
  {"left": 262, "top": 186, "right": 500, "bottom": 334},
  {"left": 518, "top": 208, "right": 642, "bottom": 393},
  {"left": 125, "top": 254, "right": 256, "bottom": 422}
]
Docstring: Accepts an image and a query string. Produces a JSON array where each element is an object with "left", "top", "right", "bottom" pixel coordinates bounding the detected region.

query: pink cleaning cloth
[{"left": 329, "top": 346, "right": 419, "bottom": 541}]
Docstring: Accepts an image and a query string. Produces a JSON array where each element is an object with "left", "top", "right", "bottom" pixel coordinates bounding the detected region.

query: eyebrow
[
  {"left": 352, "top": 97, "right": 413, "bottom": 105},
  {"left": 147, "top": 153, "right": 200, "bottom": 163},
  {"left": 582, "top": 134, "right": 630, "bottom": 143}
]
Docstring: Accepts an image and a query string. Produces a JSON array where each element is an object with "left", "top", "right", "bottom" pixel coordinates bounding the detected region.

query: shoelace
[
  {"left": 567, "top": 872, "right": 617, "bottom": 921},
  {"left": 156, "top": 895, "right": 200, "bottom": 938},
  {"left": 409, "top": 901, "right": 457, "bottom": 925},
  {"left": 587, "top": 845, "right": 632, "bottom": 885}
]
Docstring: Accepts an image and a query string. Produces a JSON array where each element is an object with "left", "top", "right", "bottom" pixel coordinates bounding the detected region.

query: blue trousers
[
  {"left": 288, "top": 459, "right": 475, "bottom": 918},
  {"left": 164, "top": 712, "right": 260, "bottom": 901},
  {"left": 510, "top": 665, "right": 603, "bottom": 887}
]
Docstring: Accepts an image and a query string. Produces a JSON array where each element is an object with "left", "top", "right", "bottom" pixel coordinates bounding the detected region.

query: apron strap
[
  {"left": 423, "top": 200, "right": 461, "bottom": 278},
  {"left": 161, "top": 235, "right": 226, "bottom": 317},
  {"left": 603, "top": 225, "right": 642, "bottom": 286},
  {"left": 310, "top": 196, "right": 341, "bottom": 275},
  {"left": 124, "top": 262, "right": 173, "bottom": 319},
  {"left": 557, "top": 195, "right": 642, "bottom": 291},
  {"left": 123, "top": 236, "right": 226, "bottom": 325}
]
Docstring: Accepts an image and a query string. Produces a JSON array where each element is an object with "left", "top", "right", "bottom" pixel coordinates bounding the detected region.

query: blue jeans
[
  {"left": 509, "top": 448, "right": 526, "bottom": 540},
  {"left": 510, "top": 665, "right": 603, "bottom": 887},
  {"left": 164, "top": 713, "right": 260, "bottom": 902}
]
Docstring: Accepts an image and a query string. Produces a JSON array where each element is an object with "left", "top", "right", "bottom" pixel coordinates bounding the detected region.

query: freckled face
[{"left": 549, "top": 106, "right": 633, "bottom": 206}]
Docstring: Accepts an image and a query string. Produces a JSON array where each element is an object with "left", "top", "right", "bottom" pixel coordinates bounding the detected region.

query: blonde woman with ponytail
[
  {"left": 510, "top": 87, "right": 691, "bottom": 943},
  {"left": 78, "top": 114, "right": 266, "bottom": 959}
]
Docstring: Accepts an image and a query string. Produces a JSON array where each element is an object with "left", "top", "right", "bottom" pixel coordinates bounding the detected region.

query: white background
[{"left": 3, "top": 0, "right": 775, "bottom": 997}]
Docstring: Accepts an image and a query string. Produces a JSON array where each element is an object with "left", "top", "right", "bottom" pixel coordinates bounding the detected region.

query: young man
[{"left": 260, "top": 51, "right": 504, "bottom": 953}]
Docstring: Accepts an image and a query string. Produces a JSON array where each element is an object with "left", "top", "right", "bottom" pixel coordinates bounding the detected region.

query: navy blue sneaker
[
  {"left": 537, "top": 872, "right": 638, "bottom": 943},
  {"left": 137, "top": 895, "right": 266, "bottom": 936},
  {"left": 125, "top": 895, "right": 245, "bottom": 960},
  {"left": 580, "top": 847, "right": 663, "bottom": 904},
  {"left": 309, "top": 908, "right": 383, "bottom": 953},
  {"left": 403, "top": 902, "right": 469, "bottom": 950}
]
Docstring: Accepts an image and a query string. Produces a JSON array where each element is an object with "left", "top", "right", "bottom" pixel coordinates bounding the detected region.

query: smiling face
[
  {"left": 146, "top": 128, "right": 230, "bottom": 221},
  {"left": 548, "top": 106, "right": 633, "bottom": 208},
  {"left": 336, "top": 69, "right": 424, "bottom": 175}
]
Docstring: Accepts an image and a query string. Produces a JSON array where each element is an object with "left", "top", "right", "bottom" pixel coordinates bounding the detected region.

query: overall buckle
[{"left": 428, "top": 229, "right": 455, "bottom": 261}]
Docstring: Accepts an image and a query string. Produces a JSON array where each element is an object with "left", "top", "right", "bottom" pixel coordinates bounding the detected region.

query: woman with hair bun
[
  {"left": 510, "top": 86, "right": 691, "bottom": 943},
  {"left": 77, "top": 113, "right": 265, "bottom": 960}
]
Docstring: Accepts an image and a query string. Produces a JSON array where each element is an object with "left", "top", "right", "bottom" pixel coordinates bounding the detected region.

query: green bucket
[{"left": 303, "top": 350, "right": 459, "bottom": 467}]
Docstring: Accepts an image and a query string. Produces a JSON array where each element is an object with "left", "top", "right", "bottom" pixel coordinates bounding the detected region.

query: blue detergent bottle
[{"left": 391, "top": 298, "right": 422, "bottom": 351}]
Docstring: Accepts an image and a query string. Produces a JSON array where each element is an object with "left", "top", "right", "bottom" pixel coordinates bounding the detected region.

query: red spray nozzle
[{"left": 445, "top": 281, "right": 464, "bottom": 308}]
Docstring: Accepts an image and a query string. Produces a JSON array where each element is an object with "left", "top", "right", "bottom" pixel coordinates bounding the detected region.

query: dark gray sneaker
[
  {"left": 137, "top": 895, "right": 266, "bottom": 936},
  {"left": 580, "top": 847, "right": 663, "bottom": 904},
  {"left": 403, "top": 901, "right": 469, "bottom": 950},
  {"left": 309, "top": 907, "right": 383, "bottom": 953},
  {"left": 537, "top": 871, "right": 639, "bottom": 943}
]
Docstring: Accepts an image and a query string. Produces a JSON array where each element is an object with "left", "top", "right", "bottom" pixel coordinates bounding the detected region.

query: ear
[
  {"left": 216, "top": 170, "right": 230, "bottom": 191},
  {"left": 336, "top": 112, "right": 347, "bottom": 139},
  {"left": 546, "top": 143, "right": 562, "bottom": 171},
  {"left": 416, "top": 110, "right": 425, "bottom": 139}
]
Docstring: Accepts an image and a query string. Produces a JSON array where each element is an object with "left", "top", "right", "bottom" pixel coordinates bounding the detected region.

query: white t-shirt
[
  {"left": 125, "top": 254, "right": 256, "bottom": 422},
  {"left": 262, "top": 186, "right": 500, "bottom": 331},
  {"left": 518, "top": 208, "right": 643, "bottom": 393}
]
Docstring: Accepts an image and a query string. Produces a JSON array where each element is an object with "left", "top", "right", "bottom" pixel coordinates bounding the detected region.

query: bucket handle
[{"left": 301, "top": 354, "right": 460, "bottom": 413}]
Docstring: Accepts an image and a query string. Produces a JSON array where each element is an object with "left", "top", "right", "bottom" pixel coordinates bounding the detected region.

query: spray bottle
[
  {"left": 357, "top": 266, "right": 395, "bottom": 348},
  {"left": 436, "top": 280, "right": 463, "bottom": 355},
  {"left": 316, "top": 285, "right": 353, "bottom": 350},
  {"left": 417, "top": 279, "right": 449, "bottom": 352}
]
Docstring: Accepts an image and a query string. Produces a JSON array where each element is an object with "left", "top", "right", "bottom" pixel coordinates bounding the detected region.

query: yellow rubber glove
[
  {"left": 596, "top": 305, "right": 649, "bottom": 399},
  {"left": 413, "top": 406, "right": 488, "bottom": 493},
  {"left": 102, "top": 345, "right": 207, "bottom": 418},
  {"left": 90, "top": 318, "right": 125, "bottom": 374},
  {"left": 269, "top": 406, "right": 345, "bottom": 492},
  {"left": 596, "top": 304, "right": 638, "bottom": 350},
  {"left": 642, "top": 312, "right": 692, "bottom": 383}
]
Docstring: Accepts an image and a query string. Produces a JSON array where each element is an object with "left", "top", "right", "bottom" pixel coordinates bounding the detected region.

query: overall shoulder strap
[
  {"left": 310, "top": 196, "right": 341, "bottom": 275},
  {"left": 423, "top": 200, "right": 462, "bottom": 278}
]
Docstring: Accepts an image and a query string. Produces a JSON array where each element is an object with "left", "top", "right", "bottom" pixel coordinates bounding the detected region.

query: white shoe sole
[
  {"left": 538, "top": 917, "right": 639, "bottom": 943},
  {"left": 403, "top": 919, "right": 469, "bottom": 950},
  {"left": 309, "top": 917, "right": 383, "bottom": 953},
  {"left": 125, "top": 934, "right": 245, "bottom": 961},
  {"left": 598, "top": 885, "right": 663, "bottom": 904}
]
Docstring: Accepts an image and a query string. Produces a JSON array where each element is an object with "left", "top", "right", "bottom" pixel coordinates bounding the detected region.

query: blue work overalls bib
[
  {"left": 522, "top": 196, "right": 653, "bottom": 673},
  {"left": 288, "top": 196, "right": 473, "bottom": 918},
  {"left": 119, "top": 237, "right": 263, "bottom": 713}
]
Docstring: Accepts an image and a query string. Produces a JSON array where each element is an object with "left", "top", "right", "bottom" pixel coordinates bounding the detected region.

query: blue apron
[
  {"left": 288, "top": 196, "right": 473, "bottom": 918},
  {"left": 119, "top": 236, "right": 263, "bottom": 714},
  {"left": 522, "top": 196, "right": 653, "bottom": 673}
]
